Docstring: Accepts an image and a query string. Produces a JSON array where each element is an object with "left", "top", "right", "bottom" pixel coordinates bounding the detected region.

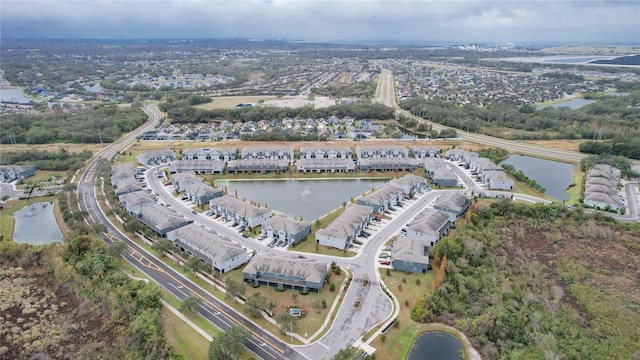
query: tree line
[
  {"left": 399, "top": 93, "right": 640, "bottom": 141},
  {"left": 161, "top": 101, "right": 395, "bottom": 124},
  {"left": 0, "top": 105, "right": 148, "bottom": 144},
  {"left": 410, "top": 200, "right": 640, "bottom": 359},
  {"left": 0, "top": 148, "right": 93, "bottom": 172}
]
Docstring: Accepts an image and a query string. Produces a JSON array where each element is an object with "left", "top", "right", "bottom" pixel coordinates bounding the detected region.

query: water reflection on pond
[
  {"left": 501, "top": 154, "right": 574, "bottom": 201},
  {"left": 215, "top": 178, "right": 386, "bottom": 221},
  {"left": 12, "top": 202, "right": 63, "bottom": 245},
  {"left": 408, "top": 331, "right": 464, "bottom": 360}
]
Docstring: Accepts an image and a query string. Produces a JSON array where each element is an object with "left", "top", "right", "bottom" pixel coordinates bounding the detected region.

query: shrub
[
  {"left": 380, "top": 334, "right": 386, "bottom": 342},
  {"left": 329, "top": 283, "right": 336, "bottom": 292}
]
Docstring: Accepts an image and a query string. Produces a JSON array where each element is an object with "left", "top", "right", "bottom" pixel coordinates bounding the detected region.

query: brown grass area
[
  {"left": 0, "top": 143, "right": 105, "bottom": 154},
  {"left": 0, "top": 266, "right": 120, "bottom": 359},
  {"left": 502, "top": 219, "right": 640, "bottom": 305},
  {"left": 521, "top": 139, "right": 583, "bottom": 152}
]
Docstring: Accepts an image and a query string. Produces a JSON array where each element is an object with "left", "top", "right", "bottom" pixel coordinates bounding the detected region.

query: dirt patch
[{"left": 0, "top": 267, "right": 119, "bottom": 360}]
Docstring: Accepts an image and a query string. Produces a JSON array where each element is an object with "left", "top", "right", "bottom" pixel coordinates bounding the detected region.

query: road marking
[{"left": 318, "top": 342, "right": 330, "bottom": 350}]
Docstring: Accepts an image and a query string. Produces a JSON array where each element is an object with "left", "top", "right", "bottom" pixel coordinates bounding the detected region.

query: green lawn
[{"left": 368, "top": 269, "right": 476, "bottom": 360}]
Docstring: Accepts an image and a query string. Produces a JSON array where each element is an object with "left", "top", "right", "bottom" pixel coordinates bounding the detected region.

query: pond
[
  {"left": 0, "top": 88, "right": 35, "bottom": 104},
  {"left": 501, "top": 154, "right": 574, "bottom": 201},
  {"left": 215, "top": 178, "right": 386, "bottom": 221},
  {"left": 544, "top": 98, "right": 594, "bottom": 110},
  {"left": 12, "top": 202, "right": 63, "bottom": 245},
  {"left": 407, "top": 331, "right": 464, "bottom": 360}
]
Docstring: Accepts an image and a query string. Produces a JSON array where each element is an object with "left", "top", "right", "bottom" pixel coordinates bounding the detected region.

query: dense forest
[
  {"left": 0, "top": 105, "right": 148, "bottom": 144},
  {"left": 411, "top": 201, "right": 640, "bottom": 359},
  {"left": 160, "top": 102, "right": 396, "bottom": 123}
]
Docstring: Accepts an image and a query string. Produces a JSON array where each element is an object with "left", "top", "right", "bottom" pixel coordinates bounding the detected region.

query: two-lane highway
[{"left": 77, "top": 104, "right": 305, "bottom": 360}]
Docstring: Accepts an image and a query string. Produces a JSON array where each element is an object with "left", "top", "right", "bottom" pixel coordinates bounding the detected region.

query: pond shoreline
[{"left": 412, "top": 323, "right": 481, "bottom": 360}]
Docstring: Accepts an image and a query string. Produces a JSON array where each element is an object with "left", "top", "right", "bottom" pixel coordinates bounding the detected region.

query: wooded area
[
  {"left": 0, "top": 105, "right": 148, "bottom": 144},
  {"left": 160, "top": 102, "right": 395, "bottom": 123},
  {"left": 399, "top": 93, "right": 640, "bottom": 143},
  {"left": 0, "top": 148, "right": 93, "bottom": 171},
  {"left": 411, "top": 201, "right": 640, "bottom": 359}
]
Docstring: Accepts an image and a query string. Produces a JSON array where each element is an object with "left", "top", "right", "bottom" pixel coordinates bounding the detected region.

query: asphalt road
[
  {"left": 77, "top": 105, "right": 305, "bottom": 360},
  {"left": 147, "top": 164, "right": 470, "bottom": 359}
]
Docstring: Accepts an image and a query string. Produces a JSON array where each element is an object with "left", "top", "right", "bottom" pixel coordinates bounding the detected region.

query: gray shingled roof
[
  {"left": 391, "top": 173, "right": 426, "bottom": 188},
  {"left": 262, "top": 215, "right": 310, "bottom": 234},
  {"left": 392, "top": 237, "right": 430, "bottom": 264},
  {"left": 118, "top": 191, "right": 155, "bottom": 208},
  {"left": 359, "top": 184, "right": 404, "bottom": 206},
  {"left": 406, "top": 208, "right": 451, "bottom": 236},
  {"left": 209, "top": 195, "right": 271, "bottom": 218},
  {"left": 243, "top": 253, "right": 327, "bottom": 284},
  {"left": 434, "top": 192, "right": 471, "bottom": 212},
  {"left": 167, "top": 224, "right": 245, "bottom": 264},
  {"left": 136, "top": 204, "right": 190, "bottom": 231},
  {"left": 316, "top": 204, "right": 373, "bottom": 240},
  {"left": 186, "top": 183, "right": 222, "bottom": 197}
]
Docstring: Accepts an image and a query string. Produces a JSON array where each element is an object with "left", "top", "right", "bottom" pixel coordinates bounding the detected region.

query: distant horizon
[
  {"left": 2, "top": 1, "right": 638, "bottom": 45},
  {"left": 1, "top": 37, "right": 637, "bottom": 49}
]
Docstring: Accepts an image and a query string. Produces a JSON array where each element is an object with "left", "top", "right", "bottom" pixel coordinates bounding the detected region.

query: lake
[
  {"left": 545, "top": 98, "right": 594, "bottom": 110},
  {"left": 501, "top": 154, "right": 574, "bottom": 201},
  {"left": 408, "top": 331, "right": 464, "bottom": 360},
  {"left": 12, "top": 202, "right": 63, "bottom": 245},
  {"left": 215, "top": 178, "right": 386, "bottom": 221},
  {"left": 0, "top": 88, "right": 34, "bottom": 104}
]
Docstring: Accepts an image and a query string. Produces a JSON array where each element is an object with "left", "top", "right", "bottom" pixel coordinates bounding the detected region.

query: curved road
[{"left": 77, "top": 104, "right": 304, "bottom": 360}]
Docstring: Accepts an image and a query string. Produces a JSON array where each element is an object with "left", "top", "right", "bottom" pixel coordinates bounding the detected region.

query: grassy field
[
  {"left": 368, "top": 269, "right": 439, "bottom": 359},
  {"left": 0, "top": 143, "right": 105, "bottom": 154},
  {"left": 161, "top": 307, "right": 211, "bottom": 360},
  {"left": 194, "top": 96, "right": 293, "bottom": 110},
  {"left": 19, "top": 171, "right": 67, "bottom": 188},
  {"left": 220, "top": 266, "right": 346, "bottom": 340},
  {"left": 566, "top": 165, "right": 585, "bottom": 205}
]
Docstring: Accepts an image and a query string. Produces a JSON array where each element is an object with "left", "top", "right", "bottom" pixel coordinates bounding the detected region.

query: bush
[
  {"left": 380, "top": 334, "right": 386, "bottom": 342},
  {"left": 329, "top": 283, "right": 336, "bottom": 292},
  {"left": 274, "top": 287, "right": 286, "bottom": 292},
  {"left": 393, "top": 319, "right": 400, "bottom": 328}
]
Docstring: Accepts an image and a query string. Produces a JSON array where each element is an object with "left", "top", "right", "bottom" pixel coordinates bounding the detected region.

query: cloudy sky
[{"left": 1, "top": 1, "right": 638, "bottom": 44}]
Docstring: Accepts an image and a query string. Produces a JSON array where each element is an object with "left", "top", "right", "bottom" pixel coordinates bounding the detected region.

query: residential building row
[
  {"left": 110, "top": 162, "right": 328, "bottom": 293},
  {"left": 392, "top": 192, "right": 471, "bottom": 274},
  {"left": 137, "top": 145, "right": 442, "bottom": 174},
  {"left": 583, "top": 164, "right": 623, "bottom": 211}
]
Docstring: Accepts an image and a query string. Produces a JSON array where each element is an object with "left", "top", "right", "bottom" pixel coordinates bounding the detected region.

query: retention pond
[
  {"left": 407, "top": 331, "right": 464, "bottom": 360},
  {"left": 12, "top": 202, "right": 63, "bottom": 245},
  {"left": 215, "top": 178, "right": 386, "bottom": 221}
]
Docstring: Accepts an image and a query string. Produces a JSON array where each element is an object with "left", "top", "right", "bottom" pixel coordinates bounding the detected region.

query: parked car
[
  {"left": 164, "top": 181, "right": 172, "bottom": 186},
  {"left": 242, "top": 233, "right": 250, "bottom": 238},
  {"left": 379, "top": 260, "right": 390, "bottom": 265},
  {"left": 191, "top": 210, "right": 198, "bottom": 214}
]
